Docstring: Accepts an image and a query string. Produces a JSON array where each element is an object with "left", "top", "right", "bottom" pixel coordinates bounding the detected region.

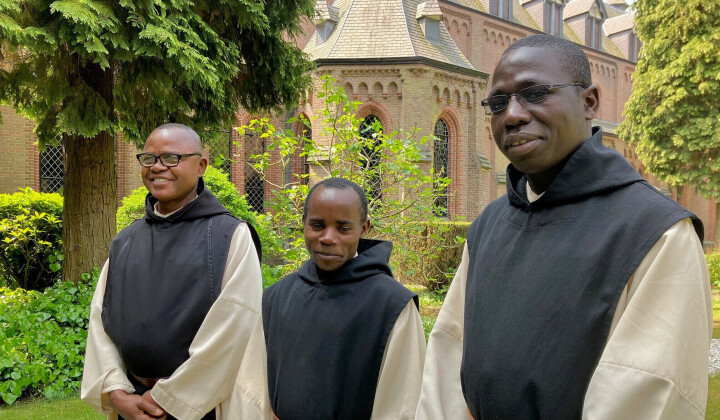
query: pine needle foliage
[{"left": 0, "top": 0, "right": 315, "bottom": 145}]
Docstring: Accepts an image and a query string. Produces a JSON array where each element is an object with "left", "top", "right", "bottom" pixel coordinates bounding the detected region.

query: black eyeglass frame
[
  {"left": 480, "top": 83, "right": 586, "bottom": 115},
  {"left": 136, "top": 152, "right": 203, "bottom": 167}
]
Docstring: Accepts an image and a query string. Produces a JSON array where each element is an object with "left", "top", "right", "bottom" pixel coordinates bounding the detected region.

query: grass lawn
[
  {"left": 0, "top": 395, "right": 102, "bottom": 419},
  {"left": 406, "top": 283, "right": 446, "bottom": 340}
]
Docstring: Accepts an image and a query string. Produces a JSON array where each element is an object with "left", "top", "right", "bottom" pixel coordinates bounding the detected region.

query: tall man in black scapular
[
  {"left": 262, "top": 178, "right": 426, "bottom": 420},
  {"left": 82, "top": 123, "right": 264, "bottom": 420},
  {"left": 416, "top": 34, "right": 712, "bottom": 419}
]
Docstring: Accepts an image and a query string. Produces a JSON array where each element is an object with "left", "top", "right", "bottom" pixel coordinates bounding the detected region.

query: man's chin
[{"left": 313, "top": 255, "right": 346, "bottom": 272}]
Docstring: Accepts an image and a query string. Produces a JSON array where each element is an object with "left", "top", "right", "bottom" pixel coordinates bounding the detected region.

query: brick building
[{"left": 1, "top": 0, "right": 717, "bottom": 244}]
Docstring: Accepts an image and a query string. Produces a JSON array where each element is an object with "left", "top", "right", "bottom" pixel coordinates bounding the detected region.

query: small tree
[{"left": 239, "top": 76, "right": 461, "bottom": 289}]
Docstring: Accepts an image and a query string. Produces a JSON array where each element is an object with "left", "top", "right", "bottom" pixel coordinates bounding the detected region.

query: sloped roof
[
  {"left": 604, "top": 12, "right": 634, "bottom": 35},
  {"left": 513, "top": 0, "right": 542, "bottom": 29},
  {"left": 444, "top": 0, "right": 486, "bottom": 12},
  {"left": 304, "top": 0, "right": 476, "bottom": 72},
  {"left": 417, "top": 0, "right": 443, "bottom": 19},
  {"left": 564, "top": 0, "right": 606, "bottom": 19},
  {"left": 603, "top": 2, "right": 627, "bottom": 18}
]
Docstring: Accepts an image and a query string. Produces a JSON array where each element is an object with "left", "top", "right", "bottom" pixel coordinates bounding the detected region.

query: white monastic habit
[
  {"left": 82, "top": 222, "right": 265, "bottom": 420},
  {"left": 416, "top": 185, "right": 712, "bottom": 419}
]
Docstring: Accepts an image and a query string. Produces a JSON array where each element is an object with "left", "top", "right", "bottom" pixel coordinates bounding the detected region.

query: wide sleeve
[
  {"left": 371, "top": 300, "right": 426, "bottom": 420},
  {"left": 151, "top": 223, "right": 263, "bottom": 420},
  {"left": 583, "top": 219, "right": 712, "bottom": 419},
  {"left": 415, "top": 244, "right": 471, "bottom": 420},
  {"left": 80, "top": 259, "right": 135, "bottom": 417}
]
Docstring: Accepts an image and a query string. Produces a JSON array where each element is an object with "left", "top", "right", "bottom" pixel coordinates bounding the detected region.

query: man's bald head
[{"left": 148, "top": 123, "right": 202, "bottom": 152}]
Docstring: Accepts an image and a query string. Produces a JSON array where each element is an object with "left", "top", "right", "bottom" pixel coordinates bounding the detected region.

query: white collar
[{"left": 526, "top": 181, "right": 545, "bottom": 203}]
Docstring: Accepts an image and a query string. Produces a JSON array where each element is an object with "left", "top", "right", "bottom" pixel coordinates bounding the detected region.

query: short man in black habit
[
  {"left": 81, "top": 124, "right": 263, "bottom": 420},
  {"left": 262, "top": 178, "right": 426, "bottom": 420},
  {"left": 416, "top": 34, "right": 711, "bottom": 419}
]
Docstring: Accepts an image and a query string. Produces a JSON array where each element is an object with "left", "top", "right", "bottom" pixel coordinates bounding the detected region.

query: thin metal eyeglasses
[
  {"left": 481, "top": 83, "right": 586, "bottom": 115},
  {"left": 136, "top": 153, "right": 202, "bottom": 167}
]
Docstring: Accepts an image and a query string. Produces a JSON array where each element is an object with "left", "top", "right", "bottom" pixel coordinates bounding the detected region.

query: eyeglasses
[
  {"left": 136, "top": 153, "right": 202, "bottom": 167},
  {"left": 481, "top": 83, "right": 586, "bottom": 115}
]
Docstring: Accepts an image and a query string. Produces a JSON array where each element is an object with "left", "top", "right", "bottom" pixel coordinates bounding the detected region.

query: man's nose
[
  {"left": 502, "top": 96, "right": 532, "bottom": 130},
  {"left": 319, "top": 228, "right": 338, "bottom": 244},
  {"left": 150, "top": 159, "right": 169, "bottom": 170}
]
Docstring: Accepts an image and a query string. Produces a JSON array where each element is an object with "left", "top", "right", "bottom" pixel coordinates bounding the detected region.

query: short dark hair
[
  {"left": 150, "top": 123, "right": 203, "bottom": 152},
  {"left": 502, "top": 34, "right": 592, "bottom": 88},
  {"left": 303, "top": 178, "right": 368, "bottom": 222}
]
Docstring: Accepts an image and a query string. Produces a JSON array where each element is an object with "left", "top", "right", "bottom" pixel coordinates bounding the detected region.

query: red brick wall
[{"left": 0, "top": 105, "right": 39, "bottom": 193}]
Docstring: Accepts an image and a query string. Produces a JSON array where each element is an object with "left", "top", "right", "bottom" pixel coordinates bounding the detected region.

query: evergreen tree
[
  {"left": 617, "top": 0, "right": 720, "bottom": 236},
  {"left": 0, "top": 0, "right": 314, "bottom": 282}
]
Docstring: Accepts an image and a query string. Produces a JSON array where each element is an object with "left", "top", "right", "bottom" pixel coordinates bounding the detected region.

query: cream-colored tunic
[
  {"left": 416, "top": 218, "right": 712, "bottom": 419},
  {"left": 81, "top": 222, "right": 264, "bottom": 420}
]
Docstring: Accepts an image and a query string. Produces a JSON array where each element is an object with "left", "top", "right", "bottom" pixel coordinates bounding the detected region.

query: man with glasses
[
  {"left": 82, "top": 123, "right": 265, "bottom": 419},
  {"left": 417, "top": 34, "right": 710, "bottom": 419}
]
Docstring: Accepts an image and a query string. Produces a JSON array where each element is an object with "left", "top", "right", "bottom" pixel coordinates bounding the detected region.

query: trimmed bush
[
  {"left": 0, "top": 268, "right": 98, "bottom": 405},
  {"left": 117, "top": 166, "right": 273, "bottom": 252},
  {"left": 389, "top": 221, "right": 470, "bottom": 291},
  {"left": 0, "top": 189, "right": 64, "bottom": 290}
]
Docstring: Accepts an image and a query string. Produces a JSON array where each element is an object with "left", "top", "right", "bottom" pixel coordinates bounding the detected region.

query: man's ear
[
  {"left": 197, "top": 156, "right": 209, "bottom": 176},
  {"left": 583, "top": 84, "right": 600, "bottom": 121},
  {"left": 360, "top": 219, "right": 371, "bottom": 237}
]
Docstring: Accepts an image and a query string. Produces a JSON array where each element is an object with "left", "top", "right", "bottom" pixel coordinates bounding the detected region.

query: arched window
[
  {"left": 40, "top": 139, "right": 63, "bottom": 194},
  {"left": 359, "top": 115, "right": 382, "bottom": 203},
  {"left": 433, "top": 119, "right": 450, "bottom": 217},
  {"left": 244, "top": 131, "right": 265, "bottom": 213},
  {"left": 301, "top": 122, "right": 311, "bottom": 185}
]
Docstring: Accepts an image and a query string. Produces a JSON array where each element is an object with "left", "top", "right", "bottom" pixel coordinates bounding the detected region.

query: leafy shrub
[
  {"left": 0, "top": 268, "right": 98, "bottom": 405},
  {"left": 707, "top": 251, "right": 720, "bottom": 289},
  {"left": 0, "top": 189, "right": 64, "bottom": 291},
  {"left": 116, "top": 165, "right": 273, "bottom": 252},
  {"left": 390, "top": 221, "right": 470, "bottom": 290}
]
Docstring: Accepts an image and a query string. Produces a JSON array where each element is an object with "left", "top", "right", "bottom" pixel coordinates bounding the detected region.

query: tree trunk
[
  {"left": 62, "top": 131, "right": 117, "bottom": 283},
  {"left": 61, "top": 60, "right": 116, "bottom": 283}
]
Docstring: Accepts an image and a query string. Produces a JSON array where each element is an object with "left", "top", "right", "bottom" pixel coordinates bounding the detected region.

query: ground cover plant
[{"left": 0, "top": 270, "right": 97, "bottom": 405}]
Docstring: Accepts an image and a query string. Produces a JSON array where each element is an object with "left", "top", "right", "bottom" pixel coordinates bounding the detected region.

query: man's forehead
[
  {"left": 144, "top": 128, "right": 200, "bottom": 150},
  {"left": 490, "top": 47, "right": 561, "bottom": 90}
]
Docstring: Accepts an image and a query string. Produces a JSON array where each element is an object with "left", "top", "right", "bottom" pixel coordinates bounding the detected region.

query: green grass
[
  {"left": 709, "top": 375, "right": 720, "bottom": 419},
  {"left": 406, "top": 283, "right": 446, "bottom": 339},
  {"left": 713, "top": 290, "right": 720, "bottom": 339},
  {"left": 0, "top": 395, "right": 102, "bottom": 419}
]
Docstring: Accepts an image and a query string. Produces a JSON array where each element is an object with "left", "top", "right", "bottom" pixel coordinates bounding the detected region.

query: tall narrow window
[
  {"left": 244, "top": 132, "right": 265, "bottom": 213},
  {"left": 490, "top": 0, "right": 512, "bottom": 20},
  {"left": 39, "top": 141, "right": 64, "bottom": 194},
  {"left": 300, "top": 123, "right": 311, "bottom": 185},
  {"left": 359, "top": 115, "right": 382, "bottom": 204},
  {"left": 544, "top": 0, "right": 564, "bottom": 36},
  {"left": 628, "top": 31, "right": 640, "bottom": 61},
  {"left": 433, "top": 119, "right": 450, "bottom": 217},
  {"left": 586, "top": 2, "right": 603, "bottom": 49}
]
